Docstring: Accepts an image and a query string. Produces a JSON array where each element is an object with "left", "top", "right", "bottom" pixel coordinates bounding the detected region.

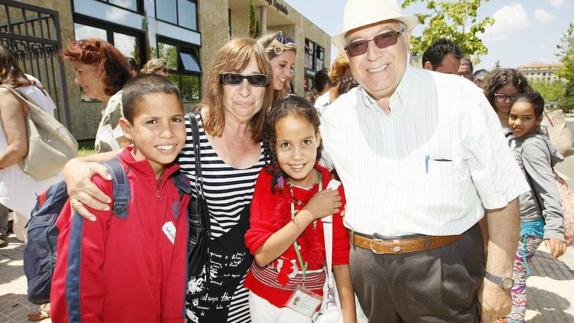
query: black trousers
[{"left": 350, "top": 224, "right": 484, "bottom": 323}]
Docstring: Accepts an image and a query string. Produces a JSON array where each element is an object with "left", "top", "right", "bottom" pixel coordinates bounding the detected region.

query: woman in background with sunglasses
[
  {"left": 258, "top": 32, "right": 297, "bottom": 101},
  {"left": 60, "top": 38, "right": 274, "bottom": 323}
]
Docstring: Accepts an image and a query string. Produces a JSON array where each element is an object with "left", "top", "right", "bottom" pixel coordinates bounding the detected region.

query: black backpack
[{"left": 23, "top": 158, "right": 191, "bottom": 304}]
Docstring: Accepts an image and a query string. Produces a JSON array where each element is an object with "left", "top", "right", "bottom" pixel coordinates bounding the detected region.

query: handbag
[
  {"left": 187, "top": 114, "right": 211, "bottom": 282},
  {"left": 1, "top": 85, "right": 78, "bottom": 180},
  {"left": 554, "top": 172, "right": 574, "bottom": 246},
  {"left": 542, "top": 109, "right": 574, "bottom": 158},
  {"left": 314, "top": 179, "right": 343, "bottom": 323}
]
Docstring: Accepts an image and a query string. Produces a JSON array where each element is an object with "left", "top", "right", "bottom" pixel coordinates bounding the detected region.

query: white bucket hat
[{"left": 332, "top": 0, "right": 418, "bottom": 50}]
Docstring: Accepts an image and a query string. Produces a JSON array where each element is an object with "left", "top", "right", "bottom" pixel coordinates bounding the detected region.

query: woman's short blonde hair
[
  {"left": 328, "top": 51, "right": 350, "bottom": 84},
  {"left": 140, "top": 58, "right": 167, "bottom": 75},
  {"left": 200, "top": 37, "right": 274, "bottom": 142}
]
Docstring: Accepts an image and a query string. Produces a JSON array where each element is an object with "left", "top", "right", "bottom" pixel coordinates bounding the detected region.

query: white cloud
[
  {"left": 534, "top": 9, "right": 554, "bottom": 23},
  {"left": 549, "top": 0, "right": 566, "bottom": 7},
  {"left": 483, "top": 3, "right": 529, "bottom": 41}
]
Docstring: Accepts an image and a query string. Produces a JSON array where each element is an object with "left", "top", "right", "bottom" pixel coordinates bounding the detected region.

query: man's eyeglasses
[
  {"left": 219, "top": 73, "right": 268, "bottom": 87},
  {"left": 345, "top": 29, "right": 403, "bottom": 57},
  {"left": 494, "top": 93, "right": 518, "bottom": 102}
]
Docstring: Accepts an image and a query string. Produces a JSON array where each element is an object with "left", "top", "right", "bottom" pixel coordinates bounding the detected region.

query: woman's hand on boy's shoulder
[{"left": 65, "top": 158, "right": 113, "bottom": 221}]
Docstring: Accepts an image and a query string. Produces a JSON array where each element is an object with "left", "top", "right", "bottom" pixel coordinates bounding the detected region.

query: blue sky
[{"left": 284, "top": 0, "right": 573, "bottom": 70}]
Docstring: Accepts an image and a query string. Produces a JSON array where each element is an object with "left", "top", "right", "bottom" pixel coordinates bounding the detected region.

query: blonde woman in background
[
  {"left": 257, "top": 32, "right": 296, "bottom": 100},
  {"left": 141, "top": 58, "right": 168, "bottom": 77},
  {"left": 314, "top": 51, "right": 356, "bottom": 111}
]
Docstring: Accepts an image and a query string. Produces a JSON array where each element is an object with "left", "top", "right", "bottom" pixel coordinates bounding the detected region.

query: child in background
[
  {"left": 244, "top": 96, "right": 356, "bottom": 323},
  {"left": 507, "top": 91, "right": 566, "bottom": 323},
  {"left": 50, "top": 74, "right": 189, "bottom": 323}
]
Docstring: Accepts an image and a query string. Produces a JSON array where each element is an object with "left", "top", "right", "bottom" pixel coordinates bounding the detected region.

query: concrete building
[
  {"left": 518, "top": 62, "right": 563, "bottom": 84},
  {"left": 0, "top": 0, "right": 330, "bottom": 141}
]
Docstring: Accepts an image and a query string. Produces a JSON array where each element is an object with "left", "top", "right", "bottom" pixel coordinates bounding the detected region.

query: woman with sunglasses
[
  {"left": 258, "top": 32, "right": 297, "bottom": 101},
  {"left": 483, "top": 69, "right": 532, "bottom": 144},
  {"left": 60, "top": 38, "right": 274, "bottom": 323}
]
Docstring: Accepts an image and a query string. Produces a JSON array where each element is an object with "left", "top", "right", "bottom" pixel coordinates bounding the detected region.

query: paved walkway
[{"left": 1, "top": 233, "right": 573, "bottom": 322}]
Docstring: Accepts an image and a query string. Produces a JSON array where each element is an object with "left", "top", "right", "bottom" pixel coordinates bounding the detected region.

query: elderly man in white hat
[{"left": 320, "top": 0, "right": 529, "bottom": 322}]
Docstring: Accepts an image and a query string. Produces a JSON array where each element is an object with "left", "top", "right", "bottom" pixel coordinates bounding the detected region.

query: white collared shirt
[{"left": 320, "top": 66, "right": 529, "bottom": 237}]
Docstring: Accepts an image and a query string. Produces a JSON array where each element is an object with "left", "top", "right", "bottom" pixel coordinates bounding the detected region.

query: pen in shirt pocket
[{"left": 425, "top": 155, "right": 453, "bottom": 174}]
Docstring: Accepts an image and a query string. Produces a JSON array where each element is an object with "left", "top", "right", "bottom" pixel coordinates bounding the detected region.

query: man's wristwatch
[{"left": 484, "top": 271, "right": 514, "bottom": 290}]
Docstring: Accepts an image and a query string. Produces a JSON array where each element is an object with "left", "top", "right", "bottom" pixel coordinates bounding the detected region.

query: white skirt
[{"left": 249, "top": 291, "right": 313, "bottom": 323}]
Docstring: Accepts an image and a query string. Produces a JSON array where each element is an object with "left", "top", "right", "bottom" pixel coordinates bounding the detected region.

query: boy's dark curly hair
[{"left": 263, "top": 95, "right": 322, "bottom": 193}]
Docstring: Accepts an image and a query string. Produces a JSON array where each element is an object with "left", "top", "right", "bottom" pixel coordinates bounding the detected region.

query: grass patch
[
  {"left": 78, "top": 147, "right": 96, "bottom": 157},
  {"left": 77, "top": 139, "right": 95, "bottom": 157}
]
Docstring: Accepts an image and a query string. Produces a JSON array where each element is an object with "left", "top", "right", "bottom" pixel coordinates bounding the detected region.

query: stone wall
[{"left": 199, "top": 0, "right": 231, "bottom": 97}]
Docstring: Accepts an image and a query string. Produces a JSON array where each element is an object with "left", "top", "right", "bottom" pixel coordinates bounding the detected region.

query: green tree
[
  {"left": 531, "top": 81, "right": 565, "bottom": 106},
  {"left": 556, "top": 23, "right": 574, "bottom": 111},
  {"left": 401, "top": 0, "right": 494, "bottom": 63},
  {"left": 248, "top": 0, "right": 260, "bottom": 38}
]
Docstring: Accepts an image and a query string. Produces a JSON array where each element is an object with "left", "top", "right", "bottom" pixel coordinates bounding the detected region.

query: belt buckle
[{"left": 369, "top": 238, "right": 384, "bottom": 254}]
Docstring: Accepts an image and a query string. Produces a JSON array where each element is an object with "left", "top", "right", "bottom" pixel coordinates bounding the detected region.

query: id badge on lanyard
[
  {"left": 286, "top": 286, "right": 322, "bottom": 317},
  {"left": 285, "top": 172, "right": 323, "bottom": 317}
]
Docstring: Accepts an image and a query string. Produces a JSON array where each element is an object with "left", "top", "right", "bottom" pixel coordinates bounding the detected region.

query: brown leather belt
[{"left": 353, "top": 233, "right": 462, "bottom": 254}]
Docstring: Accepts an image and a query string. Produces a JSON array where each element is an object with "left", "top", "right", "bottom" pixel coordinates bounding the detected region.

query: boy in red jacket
[{"left": 51, "top": 74, "right": 190, "bottom": 323}]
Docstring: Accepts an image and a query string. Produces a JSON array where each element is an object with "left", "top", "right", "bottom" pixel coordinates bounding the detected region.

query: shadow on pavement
[
  {"left": 526, "top": 286, "right": 574, "bottom": 323},
  {"left": 530, "top": 249, "right": 574, "bottom": 281},
  {"left": 0, "top": 293, "right": 45, "bottom": 322}
]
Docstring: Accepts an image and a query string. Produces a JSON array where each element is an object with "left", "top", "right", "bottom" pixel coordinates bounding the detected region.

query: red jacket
[
  {"left": 51, "top": 148, "right": 190, "bottom": 323},
  {"left": 244, "top": 165, "right": 349, "bottom": 307}
]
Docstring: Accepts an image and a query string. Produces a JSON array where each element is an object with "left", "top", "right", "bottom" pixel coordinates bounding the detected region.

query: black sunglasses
[
  {"left": 219, "top": 73, "right": 268, "bottom": 87},
  {"left": 345, "top": 30, "right": 403, "bottom": 57}
]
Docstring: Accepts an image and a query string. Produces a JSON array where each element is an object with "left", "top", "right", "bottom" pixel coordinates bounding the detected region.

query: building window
[
  {"left": 305, "top": 38, "right": 315, "bottom": 70},
  {"left": 156, "top": 39, "right": 201, "bottom": 103},
  {"left": 73, "top": 20, "right": 145, "bottom": 66},
  {"left": 304, "top": 39, "right": 325, "bottom": 92},
  {"left": 155, "top": 0, "right": 198, "bottom": 31},
  {"left": 316, "top": 45, "right": 325, "bottom": 71},
  {"left": 95, "top": 0, "right": 142, "bottom": 12}
]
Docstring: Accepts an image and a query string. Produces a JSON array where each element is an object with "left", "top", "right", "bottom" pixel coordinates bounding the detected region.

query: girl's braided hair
[{"left": 263, "top": 95, "right": 322, "bottom": 193}]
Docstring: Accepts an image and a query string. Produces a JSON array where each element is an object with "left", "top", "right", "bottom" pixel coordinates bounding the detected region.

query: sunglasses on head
[
  {"left": 275, "top": 32, "right": 295, "bottom": 45},
  {"left": 345, "top": 29, "right": 403, "bottom": 57},
  {"left": 219, "top": 73, "right": 268, "bottom": 87}
]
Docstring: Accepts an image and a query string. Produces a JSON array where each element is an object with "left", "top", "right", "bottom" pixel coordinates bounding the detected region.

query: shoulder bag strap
[
  {"left": 519, "top": 147, "right": 545, "bottom": 215},
  {"left": 1, "top": 84, "right": 35, "bottom": 114},
  {"left": 189, "top": 113, "right": 203, "bottom": 198},
  {"left": 103, "top": 158, "right": 130, "bottom": 219}
]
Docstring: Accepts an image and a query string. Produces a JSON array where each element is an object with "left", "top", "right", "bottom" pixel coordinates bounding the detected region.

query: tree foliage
[
  {"left": 531, "top": 81, "right": 565, "bottom": 106},
  {"left": 556, "top": 23, "right": 574, "bottom": 111},
  {"left": 401, "top": 0, "right": 494, "bottom": 63},
  {"left": 248, "top": 0, "right": 260, "bottom": 38}
]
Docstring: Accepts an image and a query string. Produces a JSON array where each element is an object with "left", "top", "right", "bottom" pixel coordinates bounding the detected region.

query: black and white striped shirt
[{"left": 180, "top": 113, "right": 264, "bottom": 323}]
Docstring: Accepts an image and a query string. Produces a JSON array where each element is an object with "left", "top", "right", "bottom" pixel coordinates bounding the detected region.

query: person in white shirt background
[
  {"left": 0, "top": 45, "right": 63, "bottom": 246},
  {"left": 321, "top": 0, "right": 530, "bottom": 322}
]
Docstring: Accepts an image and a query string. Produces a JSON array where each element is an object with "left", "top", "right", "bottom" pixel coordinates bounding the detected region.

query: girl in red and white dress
[{"left": 244, "top": 95, "right": 356, "bottom": 323}]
